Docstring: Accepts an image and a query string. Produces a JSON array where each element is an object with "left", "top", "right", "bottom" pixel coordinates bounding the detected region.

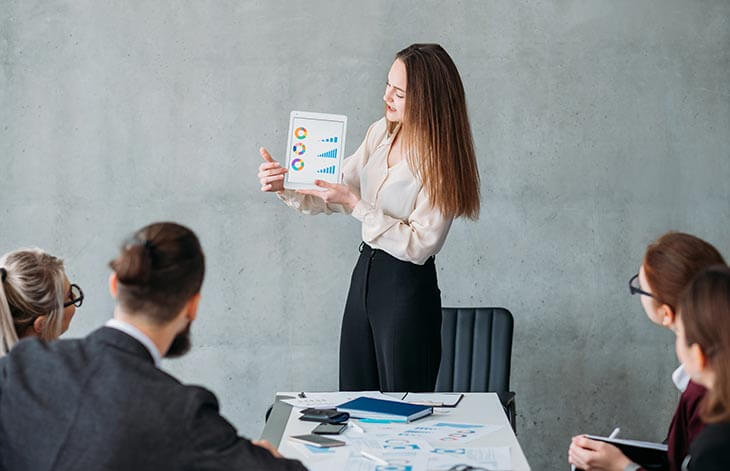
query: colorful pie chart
[
  {"left": 291, "top": 158, "right": 304, "bottom": 171},
  {"left": 292, "top": 143, "right": 306, "bottom": 155},
  {"left": 294, "top": 127, "right": 307, "bottom": 140}
]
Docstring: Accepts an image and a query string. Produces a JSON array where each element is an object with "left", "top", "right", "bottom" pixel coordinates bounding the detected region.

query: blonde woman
[
  {"left": 257, "top": 44, "right": 481, "bottom": 392},
  {"left": 0, "top": 249, "right": 82, "bottom": 355}
]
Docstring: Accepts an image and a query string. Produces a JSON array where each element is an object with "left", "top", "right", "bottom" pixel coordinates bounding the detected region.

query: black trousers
[{"left": 339, "top": 242, "right": 442, "bottom": 392}]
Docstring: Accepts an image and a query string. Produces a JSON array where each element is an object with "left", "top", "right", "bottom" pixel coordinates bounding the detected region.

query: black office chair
[{"left": 436, "top": 307, "right": 516, "bottom": 432}]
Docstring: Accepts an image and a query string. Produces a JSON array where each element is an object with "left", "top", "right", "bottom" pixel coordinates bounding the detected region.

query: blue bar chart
[
  {"left": 321, "top": 137, "right": 338, "bottom": 143},
  {"left": 318, "top": 149, "right": 338, "bottom": 158},
  {"left": 317, "top": 165, "right": 336, "bottom": 175}
]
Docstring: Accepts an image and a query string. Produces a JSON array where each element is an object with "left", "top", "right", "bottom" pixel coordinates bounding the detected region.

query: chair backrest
[{"left": 436, "top": 307, "right": 514, "bottom": 393}]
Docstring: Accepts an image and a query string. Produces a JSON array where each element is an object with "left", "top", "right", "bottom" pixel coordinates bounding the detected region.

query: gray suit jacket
[{"left": 0, "top": 327, "right": 306, "bottom": 471}]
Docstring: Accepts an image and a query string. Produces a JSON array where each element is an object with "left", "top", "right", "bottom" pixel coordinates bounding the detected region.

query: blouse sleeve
[
  {"left": 276, "top": 121, "right": 377, "bottom": 215},
  {"left": 351, "top": 186, "right": 453, "bottom": 265}
]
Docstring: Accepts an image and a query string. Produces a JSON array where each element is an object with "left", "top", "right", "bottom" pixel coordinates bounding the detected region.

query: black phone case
[{"left": 298, "top": 408, "right": 350, "bottom": 424}]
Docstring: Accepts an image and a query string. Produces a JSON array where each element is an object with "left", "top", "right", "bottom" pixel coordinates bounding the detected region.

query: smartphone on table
[{"left": 312, "top": 422, "right": 347, "bottom": 435}]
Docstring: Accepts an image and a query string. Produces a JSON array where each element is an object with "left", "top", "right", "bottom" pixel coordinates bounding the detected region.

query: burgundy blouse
[{"left": 666, "top": 380, "right": 707, "bottom": 471}]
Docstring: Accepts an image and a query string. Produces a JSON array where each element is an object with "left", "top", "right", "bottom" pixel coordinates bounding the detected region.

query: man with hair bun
[{"left": 0, "top": 222, "right": 306, "bottom": 471}]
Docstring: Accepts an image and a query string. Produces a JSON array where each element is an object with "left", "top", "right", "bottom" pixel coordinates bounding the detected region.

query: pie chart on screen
[
  {"left": 292, "top": 143, "right": 306, "bottom": 155},
  {"left": 294, "top": 127, "right": 307, "bottom": 139}
]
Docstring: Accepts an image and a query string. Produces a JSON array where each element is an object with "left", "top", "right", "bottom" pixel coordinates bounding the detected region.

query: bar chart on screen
[{"left": 317, "top": 165, "right": 336, "bottom": 175}]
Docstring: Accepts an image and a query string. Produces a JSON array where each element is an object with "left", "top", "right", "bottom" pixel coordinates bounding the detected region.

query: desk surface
[{"left": 261, "top": 392, "right": 531, "bottom": 470}]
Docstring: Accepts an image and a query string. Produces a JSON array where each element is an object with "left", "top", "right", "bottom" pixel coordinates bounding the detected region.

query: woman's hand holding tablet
[{"left": 296, "top": 180, "right": 360, "bottom": 211}]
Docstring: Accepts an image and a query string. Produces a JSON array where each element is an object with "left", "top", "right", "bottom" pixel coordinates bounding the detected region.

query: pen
[{"left": 360, "top": 450, "right": 388, "bottom": 465}]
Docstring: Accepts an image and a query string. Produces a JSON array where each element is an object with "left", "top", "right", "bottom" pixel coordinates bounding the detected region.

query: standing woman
[
  {"left": 0, "top": 249, "right": 82, "bottom": 356},
  {"left": 256, "top": 44, "right": 480, "bottom": 391}
]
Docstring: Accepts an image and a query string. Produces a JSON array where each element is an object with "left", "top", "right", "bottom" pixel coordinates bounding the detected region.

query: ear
[
  {"left": 184, "top": 293, "right": 201, "bottom": 322},
  {"left": 660, "top": 304, "right": 676, "bottom": 328},
  {"left": 32, "top": 316, "right": 46, "bottom": 335},
  {"left": 108, "top": 272, "right": 118, "bottom": 298}
]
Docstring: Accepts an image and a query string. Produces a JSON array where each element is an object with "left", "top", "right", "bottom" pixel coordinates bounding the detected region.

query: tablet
[{"left": 283, "top": 110, "right": 347, "bottom": 190}]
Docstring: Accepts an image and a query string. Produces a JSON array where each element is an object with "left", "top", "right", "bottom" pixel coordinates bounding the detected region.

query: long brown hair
[
  {"left": 678, "top": 266, "right": 730, "bottom": 423},
  {"left": 109, "top": 222, "right": 205, "bottom": 323},
  {"left": 644, "top": 232, "right": 726, "bottom": 309},
  {"left": 387, "top": 43, "right": 480, "bottom": 219}
]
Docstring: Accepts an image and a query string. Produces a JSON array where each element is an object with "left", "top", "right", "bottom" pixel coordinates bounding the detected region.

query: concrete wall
[{"left": 2, "top": 1, "right": 728, "bottom": 469}]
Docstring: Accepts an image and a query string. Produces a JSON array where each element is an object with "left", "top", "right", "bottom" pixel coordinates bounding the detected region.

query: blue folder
[{"left": 336, "top": 397, "right": 433, "bottom": 422}]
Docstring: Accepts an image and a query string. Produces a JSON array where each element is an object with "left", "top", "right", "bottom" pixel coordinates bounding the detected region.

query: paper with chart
[
  {"left": 344, "top": 449, "right": 429, "bottom": 471},
  {"left": 292, "top": 436, "right": 432, "bottom": 471},
  {"left": 289, "top": 443, "right": 349, "bottom": 471},
  {"left": 397, "top": 422, "right": 504, "bottom": 444},
  {"left": 347, "top": 436, "right": 433, "bottom": 453},
  {"left": 348, "top": 436, "right": 431, "bottom": 471},
  {"left": 428, "top": 446, "right": 512, "bottom": 470}
]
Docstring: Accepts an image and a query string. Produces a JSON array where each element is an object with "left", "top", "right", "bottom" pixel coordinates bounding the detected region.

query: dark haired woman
[
  {"left": 569, "top": 233, "right": 726, "bottom": 471},
  {"left": 674, "top": 266, "right": 730, "bottom": 470},
  {"left": 256, "top": 44, "right": 481, "bottom": 392}
]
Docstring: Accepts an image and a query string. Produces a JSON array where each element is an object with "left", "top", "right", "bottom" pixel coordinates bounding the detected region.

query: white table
[{"left": 260, "top": 392, "right": 531, "bottom": 470}]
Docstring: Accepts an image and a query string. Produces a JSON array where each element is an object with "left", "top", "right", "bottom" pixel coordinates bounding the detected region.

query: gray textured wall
[{"left": 2, "top": 1, "right": 729, "bottom": 469}]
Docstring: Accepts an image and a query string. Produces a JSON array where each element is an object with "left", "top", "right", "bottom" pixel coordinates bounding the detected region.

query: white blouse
[{"left": 277, "top": 117, "right": 453, "bottom": 265}]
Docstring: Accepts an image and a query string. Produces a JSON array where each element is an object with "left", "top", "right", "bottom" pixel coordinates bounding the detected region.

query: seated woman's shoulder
[{"left": 688, "top": 422, "right": 730, "bottom": 470}]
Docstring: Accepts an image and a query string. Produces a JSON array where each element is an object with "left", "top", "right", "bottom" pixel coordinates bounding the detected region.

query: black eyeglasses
[
  {"left": 628, "top": 274, "right": 654, "bottom": 299},
  {"left": 448, "top": 465, "right": 490, "bottom": 471},
  {"left": 64, "top": 283, "right": 84, "bottom": 308}
]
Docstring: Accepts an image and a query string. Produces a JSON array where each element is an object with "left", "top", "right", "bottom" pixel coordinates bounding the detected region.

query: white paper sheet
[
  {"left": 280, "top": 391, "right": 400, "bottom": 409},
  {"left": 344, "top": 448, "right": 430, "bottom": 471},
  {"left": 347, "top": 436, "right": 433, "bottom": 453},
  {"left": 397, "top": 422, "right": 504, "bottom": 444},
  {"left": 428, "top": 446, "right": 512, "bottom": 470}
]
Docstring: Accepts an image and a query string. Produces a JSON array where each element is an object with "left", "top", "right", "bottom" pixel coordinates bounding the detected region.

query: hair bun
[{"left": 113, "top": 241, "right": 153, "bottom": 285}]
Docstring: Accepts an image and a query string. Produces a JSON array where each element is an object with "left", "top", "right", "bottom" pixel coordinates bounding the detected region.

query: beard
[{"left": 165, "top": 322, "right": 192, "bottom": 358}]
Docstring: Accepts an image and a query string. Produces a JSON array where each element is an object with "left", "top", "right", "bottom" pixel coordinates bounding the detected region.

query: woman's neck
[{"left": 698, "top": 370, "right": 716, "bottom": 390}]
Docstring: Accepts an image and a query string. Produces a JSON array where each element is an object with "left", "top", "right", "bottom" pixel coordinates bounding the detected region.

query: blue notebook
[{"left": 336, "top": 397, "right": 433, "bottom": 422}]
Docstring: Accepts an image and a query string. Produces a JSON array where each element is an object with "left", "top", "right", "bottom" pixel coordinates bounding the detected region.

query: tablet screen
[{"left": 285, "top": 111, "right": 347, "bottom": 189}]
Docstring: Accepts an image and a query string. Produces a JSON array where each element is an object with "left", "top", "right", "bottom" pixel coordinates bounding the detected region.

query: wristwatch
[{"left": 624, "top": 463, "right": 642, "bottom": 471}]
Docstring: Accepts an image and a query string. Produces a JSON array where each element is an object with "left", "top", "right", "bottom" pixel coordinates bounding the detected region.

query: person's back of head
[
  {"left": 108, "top": 222, "right": 205, "bottom": 356},
  {"left": 0, "top": 249, "right": 75, "bottom": 356}
]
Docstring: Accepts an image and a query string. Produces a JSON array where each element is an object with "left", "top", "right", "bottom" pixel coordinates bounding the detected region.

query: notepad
[
  {"left": 585, "top": 435, "right": 668, "bottom": 470},
  {"left": 336, "top": 397, "right": 433, "bottom": 422}
]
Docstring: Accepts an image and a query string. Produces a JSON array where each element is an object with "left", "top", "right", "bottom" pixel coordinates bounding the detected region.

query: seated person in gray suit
[{"left": 0, "top": 222, "right": 306, "bottom": 471}]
